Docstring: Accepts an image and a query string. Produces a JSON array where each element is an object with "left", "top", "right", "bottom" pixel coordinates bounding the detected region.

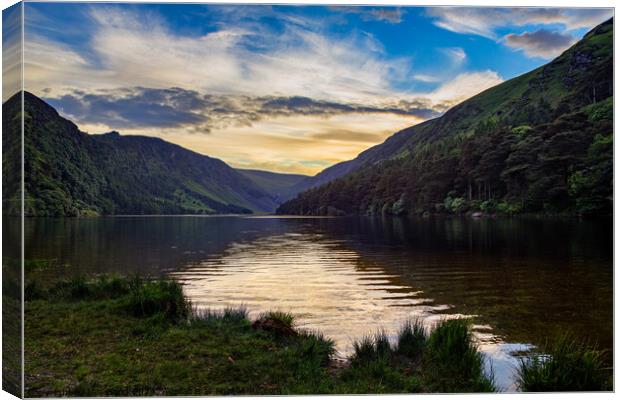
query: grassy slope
[{"left": 25, "top": 276, "right": 497, "bottom": 396}]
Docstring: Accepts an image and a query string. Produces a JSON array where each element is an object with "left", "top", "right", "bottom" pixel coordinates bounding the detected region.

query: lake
[{"left": 18, "top": 215, "right": 613, "bottom": 391}]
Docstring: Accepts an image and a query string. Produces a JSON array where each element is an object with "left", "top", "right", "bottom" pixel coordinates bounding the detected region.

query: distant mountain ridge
[
  {"left": 278, "top": 18, "right": 613, "bottom": 216},
  {"left": 291, "top": 119, "right": 436, "bottom": 192},
  {"left": 2, "top": 92, "right": 307, "bottom": 216},
  {"left": 236, "top": 169, "right": 308, "bottom": 204}
]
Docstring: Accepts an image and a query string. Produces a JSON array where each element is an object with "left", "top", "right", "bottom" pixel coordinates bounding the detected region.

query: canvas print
[{"left": 1, "top": 2, "right": 614, "bottom": 397}]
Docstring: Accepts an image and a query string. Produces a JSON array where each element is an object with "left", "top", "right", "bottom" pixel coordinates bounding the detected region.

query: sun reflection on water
[{"left": 170, "top": 232, "right": 530, "bottom": 391}]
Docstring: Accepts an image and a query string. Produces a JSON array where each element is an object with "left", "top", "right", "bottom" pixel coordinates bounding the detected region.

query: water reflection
[
  {"left": 169, "top": 231, "right": 531, "bottom": 391},
  {"left": 171, "top": 233, "right": 444, "bottom": 343},
  {"left": 21, "top": 215, "right": 612, "bottom": 391}
]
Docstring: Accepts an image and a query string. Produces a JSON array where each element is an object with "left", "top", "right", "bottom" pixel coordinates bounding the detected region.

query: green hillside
[
  {"left": 278, "top": 18, "right": 613, "bottom": 217},
  {"left": 3, "top": 92, "right": 286, "bottom": 216}
]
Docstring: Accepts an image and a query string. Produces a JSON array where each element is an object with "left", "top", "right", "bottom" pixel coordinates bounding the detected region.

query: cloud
[
  {"left": 310, "top": 130, "right": 386, "bottom": 144},
  {"left": 426, "top": 70, "right": 503, "bottom": 106},
  {"left": 330, "top": 7, "right": 405, "bottom": 24},
  {"left": 412, "top": 74, "right": 442, "bottom": 83},
  {"left": 504, "top": 29, "right": 577, "bottom": 58},
  {"left": 259, "top": 96, "right": 439, "bottom": 119},
  {"left": 440, "top": 47, "right": 467, "bottom": 64},
  {"left": 2, "top": 4, "right": 22, "bottom": 102},
  {"left": 144, "top": 112, "right": 425, "bottom": 175},
  {"left": 25, "top": 5, "right": 415, "bottom": 106},
  {"left": 427, "top": 7, "right": 613, "bottom": 39},
  {"left": 45, "top": 88, "right": 442, "bottom": 132},
  {"left": 23, "top": 5, "right": 509, "bottom": 174},
  {"left": 46, "top": 88, "right": 209, "bottom": 130},
  {"left": 44, "top": 68, "right": 502, "bottom": 140},
  {"left": 27, "top": 6, "right": 503, "bottom": 128},
  {"left": 367, "top": 9, "right": 404, "bottom": 24}
]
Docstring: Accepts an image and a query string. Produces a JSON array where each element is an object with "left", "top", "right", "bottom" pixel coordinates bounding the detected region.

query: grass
[
  {"left": 517, "top": 334, "right": 611, "bottom": 392},
  {"left": 337, "top": 318, "right": 495, "bottom": 394},
  {"left": 351, "top": 331, "right": 392, "bottom": 365},
  {"left": 3, "top": 260, "right": 22, "bottom": 397},
  {"left": 422, "top": 319, "right": 495, "bottom": 393},
  {"left": 396, "top": 318, "right": 427, "bottom": 358},
  {"left": 192, "top": 305, "right": 249, "bottom": 324},
  {"left": 25, "top": 276, "right": 337, "bottom": 396},
  {"left": 264, "top": 310, "right": 295, "bottom": 327},
  {"left": 124, "top": 277, "right": 190, "bottom": 323},
  {"left": 24, "top": 275, "right": 608, "bottom": 395}
]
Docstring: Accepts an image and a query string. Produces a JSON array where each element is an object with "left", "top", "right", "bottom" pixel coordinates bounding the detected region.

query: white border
[{"left": 0, "top": 1, "right": 616, "bottom": 400}]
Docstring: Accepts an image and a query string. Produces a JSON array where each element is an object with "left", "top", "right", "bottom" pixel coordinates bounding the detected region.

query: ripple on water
[{"left": 169, "top": 232, "right": 530, "bottom": 392}]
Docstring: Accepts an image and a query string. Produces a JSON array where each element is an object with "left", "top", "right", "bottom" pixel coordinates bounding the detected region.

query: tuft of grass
[
  {"left": 192, "top": 306, "right": 249, "bottom": 325},
  {"left": 252, "top": 310, "right": 298, "bottom": 338},
  {"left": 51, "top": 276, "right": 92, "bottom": 300},
  {"left": 351, "top": 335, "right": 376, "bottom": 364},
  {"left": 264, "top": 311, "right": 295, "bottom": 328},
  {"left": 124, "top": 277, "right": 190, "bottom": 323},
  {"left": 517, "top": 334, "right": 610, "bottom": 392},
  {"left": 30, "top": 274, "right": 132, "bottom": 301},
  {"left": 96, "top": 275, "right": 131, "bottom": 298},
  {"left": 295, "top": 330, "right": 336, "bottom": 367},
  {"left": 423, "top": 319, "right": 495, "bottom": 393},
  {"left": 396, "top": 318, "right": 427, "bottom": 359},
  {"left": 340, "top": 330, "right": 424, "bottom": 394},
  {"left": 222, "top": 306, "right": 249, "bottom": 322},
  {"left": 351, "top": 331, "right": 392, "bottom": 366}
]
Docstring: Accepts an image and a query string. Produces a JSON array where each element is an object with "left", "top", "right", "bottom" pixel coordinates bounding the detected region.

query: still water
[{"left": 21, "top": 216, "right": 612, "bottom": 391}]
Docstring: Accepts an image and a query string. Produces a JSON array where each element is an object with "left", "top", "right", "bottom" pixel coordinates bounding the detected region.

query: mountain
[
  {"left": 278, "top": 18, "right": 613, "bottom": 217},
  {"left": 2, "top": 92, "right": 303, "bottom": 216},
  {"left": 236, "top": 169, "right": 309, "bottom": 203},
  {"left": 291, "top": 118, "right": 437, "bottom": 193}
]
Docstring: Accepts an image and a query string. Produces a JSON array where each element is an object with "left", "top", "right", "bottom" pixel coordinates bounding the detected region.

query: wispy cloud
[
  {"left": 440, "top": 47, "right": 467, "bottom": 65},
  {"left": 26, "top": 6, "right": 413, "bottom": 105},
  {"left": 412, "top": 74, "right": 442, "bottom": 83},
  {"left": 427, "top": 7, "right": 613, "bottom": 39},
  {"left": 425, "top": 70, "right": 502, "bottom": 106},
  {"left": 504, "top": 29, "right": 577, "bottom": 58},
  {"left": 330, "top": 6, "right": 405, "bottom": 24}
]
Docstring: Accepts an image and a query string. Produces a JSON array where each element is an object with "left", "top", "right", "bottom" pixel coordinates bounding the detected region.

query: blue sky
[{"left": 8, "top": 3, "right": 614, "bottom": 174}]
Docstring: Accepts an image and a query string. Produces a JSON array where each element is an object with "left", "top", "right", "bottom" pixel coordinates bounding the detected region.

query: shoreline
[
  {"left": 11, "top": 212, "right": 612, "bottom": 219},
  {"left": 23, "top": 276, "right": 611, "bottom": 396},
  {"left": 24, "top": 276, "right": 496, "bottom": 396}
]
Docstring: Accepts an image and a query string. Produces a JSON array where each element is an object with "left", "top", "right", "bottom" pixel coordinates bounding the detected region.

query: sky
[{"left": 4, "top": 3, "right": 613, "bottom": 175}]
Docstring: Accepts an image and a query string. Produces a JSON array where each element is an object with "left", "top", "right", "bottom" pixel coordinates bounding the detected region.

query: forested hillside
[
  {"left": 3, "top": 92, "right": 289, "bottom": 216},
  {"left": 277, "top": 18, "right": 613, "bottom": 217}
]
